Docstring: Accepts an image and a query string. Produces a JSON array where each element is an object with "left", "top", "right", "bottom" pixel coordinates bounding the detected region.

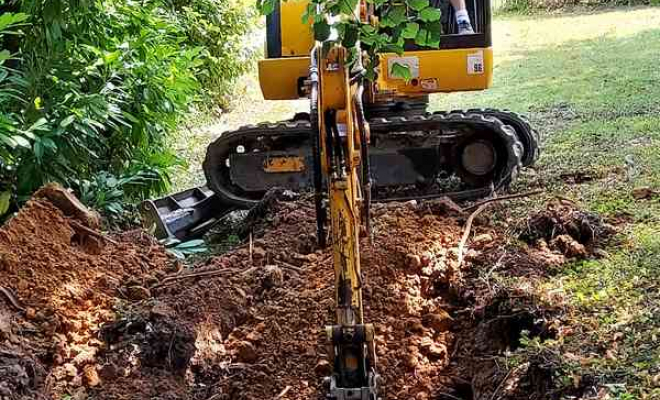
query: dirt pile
[
  {"left": 90, "top": 196, "right": 584, "bottom": 400},
  {"left": 0, "top": 189, "right": 612, "bottom": 400},
  {"left": 0, "top": 193, "right": 175, "bottom": 399}
]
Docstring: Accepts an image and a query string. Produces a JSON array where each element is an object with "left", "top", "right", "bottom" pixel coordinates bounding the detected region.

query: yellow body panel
[
  {"left": 376, "top": 47, "right": 494, "bottom": 96},
  {"left": 280, "top": 0, "right": 314, "bottom": 57},
  {"left": 258, "top": 56, "right": 310, "bottom": 100},
  {"left": 259, "top": 48, "right": 493, "bottom": 101}
]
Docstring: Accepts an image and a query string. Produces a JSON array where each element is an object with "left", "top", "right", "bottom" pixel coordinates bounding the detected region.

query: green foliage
[
  {"left": 264, "top": 0, "right": 444, "bottom": 80},
  {"left": 167, "top": 239, "right": 209, "bottom": 259},
  {"left": 171, "top": 0, "right": 257, "bottom": 105},
  {"left": 0, "top": 0, "right": 254, "bottom": 220}
]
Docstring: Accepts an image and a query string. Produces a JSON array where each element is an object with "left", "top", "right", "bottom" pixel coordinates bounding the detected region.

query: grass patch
[{"left": 430, "top": 7, "right": 660, "bottom": 397}]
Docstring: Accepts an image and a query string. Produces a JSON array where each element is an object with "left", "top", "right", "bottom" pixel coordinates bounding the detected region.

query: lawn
[
  {"left": 172, "top": 7, "right": 660, "bottom": 397},
  {"left": 437, "top": 7, "right": 660, "bottom": 398}
]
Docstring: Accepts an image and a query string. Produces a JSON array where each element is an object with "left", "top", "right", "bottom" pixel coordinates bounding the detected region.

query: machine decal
[
  {"left": 387, "top": 56, "right": 420, "bottom": 79},
  {"left": 467, "top": 50, "right": 485, "bottom": 75}
]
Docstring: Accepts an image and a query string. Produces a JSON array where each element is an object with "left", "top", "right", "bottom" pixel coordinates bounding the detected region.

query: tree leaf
[
  {"left": 391, "top": 62, "right": 412, "bottom": 81},
  {"left": 314, "top": 20, "right": 332, "bottom": 42},
  {"left": 419, "top": 7, "right": 441, "bottom": 22},
  {"left": 27, "top": 117, "right": 49, "bottom": 132},
  {"left": 339, "top": 0, "right": 359, "bottom": 14},
  {"left": 60, "top": 115, "right": 76, "bottom": 128},
  {"left": 342, "top": 23, "right": 359, "bottom": 48},
  {"left": 402, "top": 22, "right": 420, "bottom": 39},
  {"left": 0, "top": 191, "right": 11, "bottom": 216},
  {"left": 381, "top": 5, "right": 408, "bottom": 28},
  {"left": 409, "top": 0, "right": 430, "bottom": 12},
  {"left": 12, "top": 135, "right": 30, "bottom": 148}
]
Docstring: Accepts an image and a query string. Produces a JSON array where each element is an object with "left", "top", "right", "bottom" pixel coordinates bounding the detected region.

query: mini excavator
[{"left": 141, "top": 0, "right": 539, "bottom": 398}]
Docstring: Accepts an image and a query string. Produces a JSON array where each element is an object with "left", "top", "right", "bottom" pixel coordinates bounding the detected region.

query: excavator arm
[{"left": 312, "top": 42, "right": 379, "bottom": 399}]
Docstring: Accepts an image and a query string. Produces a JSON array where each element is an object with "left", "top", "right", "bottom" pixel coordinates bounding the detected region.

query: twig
[
  {"left": 249, "top": 231, "right": 254, "bottom": 264},
  {"left": 69, "top": 219, "right": 119, "bottom": 245},
  {"left": 278, "top": 261, "right": 304, "bottom": 274},
  {"left": 274, "top": 385, "right": 291, "bottom": 399},
  {"left": 457, "top": 202, "right": 490, "bottom": 271},
  {"left": 157, "top": 268, "right": 241, "bottom": 286},
  {"left": 487, "top": 365, "right": 517, "bottom": 400},
  {"left": 457, "top": 190, "right": 544, "bottom": 269},
  {"left": 437, "top": 393, "right": 464, "bottom": 400},
  {"left": 462, "top": 190, "right": 544, "bottom": 213},
  {"left": 0, "top": 286, "right": 25, "bottom": 312}
]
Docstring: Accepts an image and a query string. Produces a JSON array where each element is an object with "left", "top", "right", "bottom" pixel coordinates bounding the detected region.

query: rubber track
[
  {"left": 436, "top": 108, "right": 540, "bottom": 167},
  {"left": 203, "top": 112, "right": 524, "bottom": 208}
]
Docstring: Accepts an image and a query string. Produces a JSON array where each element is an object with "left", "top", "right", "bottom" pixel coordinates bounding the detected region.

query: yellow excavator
[{"left": 142, "top": 0, "right": 538, "bottom": 398}]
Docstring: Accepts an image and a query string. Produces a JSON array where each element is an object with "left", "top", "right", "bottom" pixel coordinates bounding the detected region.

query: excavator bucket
[{"left": 139, "top": 186, "right": 237, "bottom": 242}]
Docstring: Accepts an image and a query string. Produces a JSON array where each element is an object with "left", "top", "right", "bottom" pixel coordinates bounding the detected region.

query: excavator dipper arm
[{"left": 313, "top": 44, "right": 379, "bottom": 399}]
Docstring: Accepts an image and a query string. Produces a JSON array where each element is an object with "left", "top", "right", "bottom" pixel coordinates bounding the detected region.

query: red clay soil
[
  {"left": 0, "top": 198, "right": 174, "bottom": 399},
  {"left": 0, "top": 192, "right": 608, "bottom": 400}
]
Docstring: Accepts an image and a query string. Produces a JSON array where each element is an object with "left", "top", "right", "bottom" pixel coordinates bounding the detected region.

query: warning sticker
[
  {"left": 467, "top": 51, "right": 485, "bottom": 75},
  {"left": 387, "top": 56, "right": 420, "bottom": 79}
]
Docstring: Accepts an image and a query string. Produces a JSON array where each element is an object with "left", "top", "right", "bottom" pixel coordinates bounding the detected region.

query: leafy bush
[{"left": 0, "top": 0, "right": 255, "bottom": 219}]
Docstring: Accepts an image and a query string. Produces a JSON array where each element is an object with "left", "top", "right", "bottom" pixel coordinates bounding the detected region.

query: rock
[
  {"left": 406, "top": 319, "right": 425, "bottom": 334},
  {"left": 425, "top": 342, "right": 447, "bottom": 360},
  {"left": 314, "top": 359, "right": 332, "bottom": 376},
  {"left": 83, "top": 365, "right": 100, "bottom": 387},
  {"left": 33, "top": 183, "right": 101, "bottom": 229},
  {"left": 473, "top": 233, "right": 493, "bottom": 244},
  {"left": 422, "top": 311, "right": 453, "bottom": 333},
  {"left": 404, "top": 353, "right": 419, "bottom": 369},
  {"left": 551, "top": 234, "right": 587, "bottom": 258},
  {"left": 235, "top": 341, "right": 258, "bottom": 364},
  {"left": 125, "top": 285, "right": 151, "bottom": 300},
  {"left": 252, "top": 247, "right": 267, "bottom": 259},
  {"left": 63, "top": 363, "right": 78, "bottom": 377},
  {"left": 420, "top": 253, "right": 432, "bottom": 267},
  {"left": 632, "top": 187, "right": 659, "bottom": 200},
  {"left": 150, "top": 301, "right": 176, "bottom": 319},
  {"left": 593, "top": 248, "right": 609, "bottom": 259},
  {"left": 262, "top": 265, "right": 284, "bottom": 289},
  {"left": 406, "top": 254, "right": 421, "bottom": 269},
  {"left": 246, "top": 331, "right": 262, "bottom": 343},
  {"left": 24, "top": 307, "right": 36, "bottom": 320}
]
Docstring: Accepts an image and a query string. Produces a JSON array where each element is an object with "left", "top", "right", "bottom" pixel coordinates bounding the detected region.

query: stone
[
  {"left": 473, "top": 233, "right": 493, "bottom": 244},
  {"left": 404, "top": 353, "right": 419, "bottom": 369},
  {"left": 235, "top": 341, "right": 258, "bottom": 364},
  {"left": 83, "top": 365, "right": 100, "bottom": 387},
  {"left": 407, "top": 254, "right": 421, "bottom": 269},
  {"left": 422, "top": 311, "right": 453, "bottom": 333},
  {"left": 262, "top": 265, "right": 284, "bottom": 289},
  {"left": 314, "top": 359, "right": 332, "bottom": 376}
]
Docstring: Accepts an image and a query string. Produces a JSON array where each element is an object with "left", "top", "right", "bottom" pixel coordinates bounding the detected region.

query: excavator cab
[{"left": 259, "top": 0, "right": 493, "bottom": 102}]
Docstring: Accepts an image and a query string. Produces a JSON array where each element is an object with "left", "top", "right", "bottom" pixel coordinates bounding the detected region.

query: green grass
[{"left": 435, "top": 7, "right": 660, "bottom": 398}]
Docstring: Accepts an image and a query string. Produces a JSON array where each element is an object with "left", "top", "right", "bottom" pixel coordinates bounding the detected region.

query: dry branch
[
  {"left": 0, "top": 286, "right": 25, "bottom": 312},
  {"left": 69, "top": 219, "right": 119, "bottom": 245},
  {"left": 457, "top": 190, "right": 544, "bottom": 270}
]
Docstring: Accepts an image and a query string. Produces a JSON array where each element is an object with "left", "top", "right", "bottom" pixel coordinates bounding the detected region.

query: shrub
[{"left": 0, "top": 0, "right": 255, "bottom": 219}]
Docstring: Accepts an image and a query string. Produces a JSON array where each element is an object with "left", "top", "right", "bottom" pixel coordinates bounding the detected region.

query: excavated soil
[
  {"left": 0, "top": 198, "right": 175, "bottom": 399},
  {"left": 0, "top": 192, "right": 613, "bottom": 400}
]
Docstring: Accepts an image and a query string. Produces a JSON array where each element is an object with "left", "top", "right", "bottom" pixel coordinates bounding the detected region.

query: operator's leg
[{"left": 450, "top": 0, "right": 475, "bottom": 34}]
